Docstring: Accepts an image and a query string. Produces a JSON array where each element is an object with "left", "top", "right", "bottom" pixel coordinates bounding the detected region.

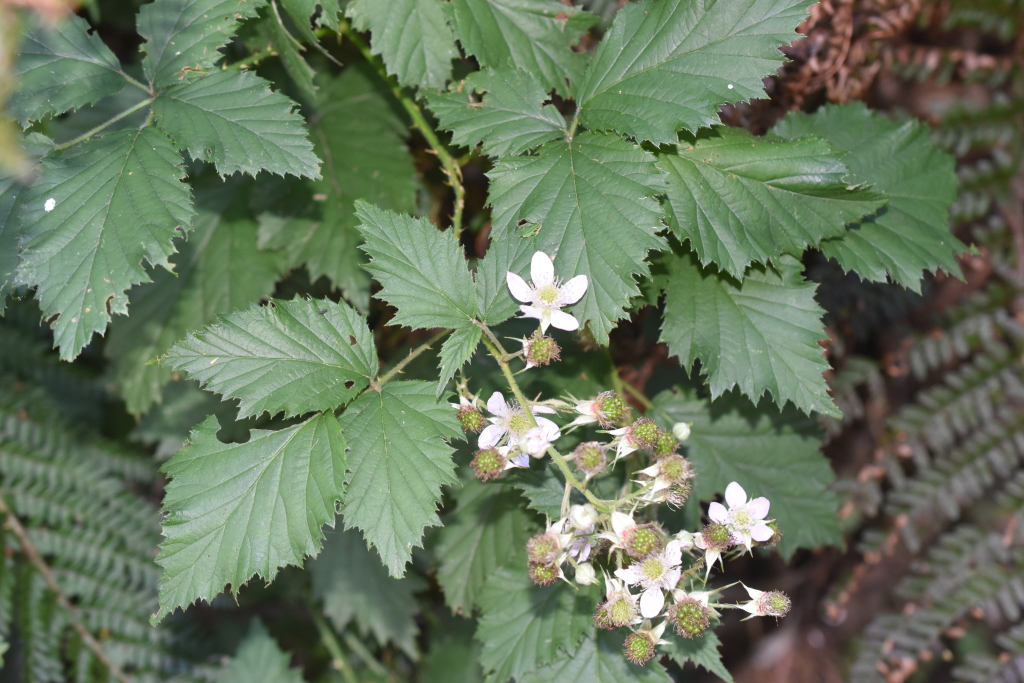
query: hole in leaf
[
  {"left": 344, "top": 380, "right": 355, "bottom": 389},
  {"left": 349, "top": 335, "right": 357, "bottom": 345},
  {"left": 516, "top": 218, "right": 529, "bottom": 227}
]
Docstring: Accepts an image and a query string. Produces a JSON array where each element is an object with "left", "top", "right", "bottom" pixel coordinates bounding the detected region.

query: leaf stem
[
  {"left": 374, "top": 329, "right": 450, "bottom": 389},
  {"left": 223, "top": 47, "right": 278, "bottom": 70},
  {"left": 0, "top": 492, "right": 132, "bottom": 683},
  {"left": 341, "top": 630, "right": 388, "bottom": 677},
  {"left": 479, "top": 332, "right": 607, "bottom": 511},
  {"left": 52, "top": 97, "right": 154, "bottom": 152},
  {"left": 312, "top": 612, "right": 359, "bottom": 683},
  {"left": 339, "top": 19, "right": 466, "bottom": 236},
  {"left": 120, "top": 72, "right": 151, "bottom": 95}
]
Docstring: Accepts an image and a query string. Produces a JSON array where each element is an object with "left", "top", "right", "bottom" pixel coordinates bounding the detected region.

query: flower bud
[
  {"left": 622, "top": 524, "right": 662, "bottom": 559},
  {"left": 523, "top": 330, "right": 560, "bottom": 368},
  {"left": 667, "top": 597, "right": 711, "bottom": 638},
  {"left": 623, "top": 632, "right": 657, "bottom": 665},
  {"left": 575, "top": 562, "right": 597, "bottom": 586},
  {"left": 629, "top": 417, "right": 660, "bottom": 449},
  {"left": 457, "top": 406, "right": 487, "bottom": 433},
  {"left": 569, "top": 504, "right": 598, "bottom": 531},
  {"left": 573, "top": 441, "right": 607, "bottom": 476},
  {"left": 672, "top": 422, "right": 692, "bottom": 441},
  {"left": 526, "top": 532, "right": 561, "bottom": 565},
  {"left": 471, "top": 448, "right": 505, "bottom": 481},
  {"left": 528, "top": 562, "right": 560, "bottom": 586}
]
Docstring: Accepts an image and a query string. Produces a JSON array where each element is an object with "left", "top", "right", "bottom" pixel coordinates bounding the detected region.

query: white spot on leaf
[{"left": 44, "top": 198, "right": 55, "bottom": 212}]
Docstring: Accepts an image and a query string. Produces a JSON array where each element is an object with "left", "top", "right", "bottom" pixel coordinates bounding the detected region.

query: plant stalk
[
  {"left": 374, "top": 329, "right": 450, "bottom": 389},
  {"left": 312, "top": 612, "right": 359, "bottom": 683},
  {"left": 53, "top": 97, "right": 154, "bottom": 151}
]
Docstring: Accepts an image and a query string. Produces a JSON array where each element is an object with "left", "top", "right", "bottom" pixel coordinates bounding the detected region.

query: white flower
[
  {"left": 598, "top": 511, "right": 639, "bottom": 551},
  {"left": 478, "top": 391, "right": 559, "bottom": 450},
  {"left": 575, "top": 562, "right": 597, "bottom": 586},
  {"left": 520, "top": 421, "right": 560, "bottom": 457},
  {"left": 506, "top": 251, "right": 588, "bottom": 332},
  {"left": 614, "top": 541, "right": 684, "bottom": 618},
  {"left": 569, "top": 504, "right": 598, "bottom": 531},
  {"left": 693, "top": 531, "right": 726, "bottom": 581},
  {"left": 672, "top": 422, "right": 692, "bottom": 441},
  {"left": 708, "top": 482, "right": 772, "bottom": 551}
]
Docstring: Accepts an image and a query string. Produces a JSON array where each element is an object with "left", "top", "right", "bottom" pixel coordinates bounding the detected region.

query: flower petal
[
  {"left": 640, "top": 588, "right": 665, "bottom": 618},
  {"left": 708, "top": 501, "right": 729, "bottom": 524},
  {"left": 548, "top": 309, "right": 580, "bottom": 331},
  {"left": 662, "top": 567, "right": 681, "bottom": 591},
  {"left": 506, "top": 452, "right": 530, "bottom": 469},
  {"left": 506, "top": 271, "right": 534, "bottom": 302},
  {"left": 751, "top": 523, "right": 773, "bottom": 542},
  {"left": 725, "top": 481, "right": 747, "bottom": 509},
  {"left": 519, "top": 305, "right": 544, "bottom": 321},
  {"left": 559, "top": 274, "right": 588, "bottom": 305},
  {"left": 611, "top": 511, "right": 634, "bottom": 536},
  {"left": 478, "top": 424, "right": 504, "bottom": 449},
  {"left": 664, "top": 540, "right": 682, "bottom": 567},
  {"left": 748, "top": 497, "right": 770, "bottom": 519},
  {"left": 614, "top": 566, "right": 642, "bottom": 585},
  {"left": 530, "top": 405, "right": 558, "bottom": 414},
  {"left": 486, "top": 391, "right": 508, "bottom": 416},
  {"left": 534, "top": 416, "right": 561, "bottom": 441},
  {"left": 531, "top": 251, "right": 555, "bottom": 287}
]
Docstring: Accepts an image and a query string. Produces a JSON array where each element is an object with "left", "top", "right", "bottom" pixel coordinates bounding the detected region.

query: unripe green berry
[
  {"left": 525, "top": 331, "right": 560, "bottom": 367},
  {"left": 594, "top": 391, "right": 628, "bottom": 427},
  {"left": 457, "top": 406, "right": 487, "bottom": 433},
  {"left": 594, "top": 596, "right": 638, "bottom": 629},
  {"left": 630, "top": 418, "right": 660, "bottom": 449},
  {"left": 623, "top": 632, "right": 656, "bottom": 665},
  {"left": 526, "top": 532, "right": 560, "bottom": 565},
  {"left": 701, "top": 523, "right": 734, "bottom": 551},
  {"left": 668, "top": 598, "right": 711, "bottom": 638},
  {"left": 623, "top": 524, "right": 662, "bottom": 558},
  {"left": 653, "top": 431, "right": 677, "bottom": 457},
  {"left": 528, "top": 562, "right": 559, "bottom": 586},
  {"left": 471, "top": 448, "right": 505, "bottom": 482},
  {"left": 759, "top": 591, "right": 791, "bottom": 618},
  {"left": 573, "top": 441, "right": 607, "bottom": 476}
]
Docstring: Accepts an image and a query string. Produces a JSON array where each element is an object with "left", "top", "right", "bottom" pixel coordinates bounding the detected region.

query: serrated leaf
[
  {"left": 575, "top": 0, "right": 812, "bottom": 145},
  {"left": 310, "top": 525, "right": 424, "bottom": 656},
  {"left": 653, "top": 386, "right": 842, "bottom": 558},
  {"left": 355, "top": 202, "right": 479, "bottom": 330},
  {"left": 474, "top": 236, "right": 534, "bottom": 325},
  {"left": 435, "top": 479, "right": 536, "bottom": 612},
  {"left": 222, "top": 621, "right": 305, "bottom": 683},
  {"left": 138, "top": 0, "right": 267, "bottom": 87},
  {"left": 280, "top": 0, "right": 341, "bottom": 32},
  {"left": 253, "top": 67, "right": 417, "bottom": 307},
  {"left": 661, "top": 632, "right": 733, "bottom": 682},
  {"left": 105, "top": 177, "right": 284, "bottom": 415},
  {"left": 258, "top": 4, "right": 317, "bottom": 102},
  {"left": 13, "top": 127, "right": 194, "bottom": 361},
  {"left": 8, "top": 15, "right": 125, "bottom": 127},
  {"left": 154, "top": 69, "right": 320, "bottom": 179},
  {"left": 0, "top": 133, "right": 53, "bottom": 314},
  {"left": 347, "top": 0, "right": 457, "bottom": 88},
  {"left": 488, "top": 132, "right": 666, "bottom": 342},
  {"left": 476, "top": 565, "right": 595, "bottom": 681},
  {"left": 339, "top": 380, "right": 461, "bottom": 576},
  {"left": 437, "top": 326, "right": 482, "bottom": 397},
  {"left": 154, "top": 411, "right": 347, "bottom": 622},
  {"left": 658, "top": 126, "right": 886, "bottom": 277},
  {"left": 503, "top": 464, "right": 567, "bottom": 519},
  {"left": 164, "top": 297, "right": 377, "bottom": 420},
  {"left": 660, "top": 249, "right": 838, "bottom": 417},
  {"left": 426, "top": 68, "right": 565, "bottom": 158},
  {"left": 445, "top": 0, "right": 598, "bottom": 96},
  {"left": 520, "top": 631, "right": 672, "bottom": 683},
  {"left": 772, "top": 102, "right": 966, "bottom": 291}
]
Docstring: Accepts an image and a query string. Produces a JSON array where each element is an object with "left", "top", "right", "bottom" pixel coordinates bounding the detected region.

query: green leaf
[
  {"left": 659, "top": 249, "right": 838, "bottom": 417},
  {"left": 347, "top": 0, "right": 457, "bottom": 88},
  {"left": 657, "top": 126, "right": 886, "bottom": 278},
  {"left": 445, "top": 0, "right": 598, "bottom": 96},
  {"left": 476, "top": 565, "right": 595, "bottom": 681},
  {"left": 653, "top": 386, "right": 842, "bottom": 558},
  {"left": 503, "top": 464, "right": 567, "bottom": 519},
  {"left": 257, "top": 4, "right": 317, "bottom": 102},
  {"left": 222, "top": 621, "right": 305, "bottom": 683},
  {"left": 772, "top": 102, "right": 966, "bottom": 291},
  {"left": 253, "top": 67, "right": 417, "bottom": 307},
  {"left": 437, "top": 326, "right": 481, "bottom": 397},
  {"left": 105, "top": 177, "right": 284, "bottom": 415},
  {"left": 488, "top": 132, "right": 666, "bottom": 342},
  {"left": 355, "top": 202, "right": 479, "bottom": 330},
  {"left": 474, "top": 236, "right": 533, "bottom": 325},
  {"left": 154, "top": 412, "right": 347, "bottom": 622},
  {"left": 520, "top": 630, "right": 673, "bottom": 683},
  {"left": 660, "top": 632, "right": 732, "bottom": 682},
  {"left": 138, "top": 0, "right": 268, "bottom": 88},
  {"left": 164, "top": 297, "right": 377, "bottom": 420},
  {"left": 154, "top": 69, "right": 320, "bottom": 179},
  {"left": 339, "top": 380, "right": 462, "bottom": 576},
  {"left": 310, "top": 525, "right": 424, "bottom": 656},
  {"left": 8, "top": 15, "right": 125, "bottom": 127},
  {"left": 575, "top": 0, "right": 813, "bottom": 145},
  {"left": 426, "top": 68, "right": 566, "bottom": 158},
  {"left": 435, "top": 479, "right": 536, "bottom": 613},
  {"left": 0, "top": 134, "right": 53, "bottom": 314},
  {"left": 422, "top": 616, "right": 483, "bottom": 683},
  {"left": 14, "top": 127, "right": 194, "bottom": 361},
  {"left": 280, "top": 0, "right": 341, "bottom": 31}
]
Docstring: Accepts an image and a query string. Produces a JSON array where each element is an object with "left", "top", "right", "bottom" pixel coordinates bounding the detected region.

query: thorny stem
[
  {"left": 479, "top": 332, "right": 607, "bottom": 511},
  {"left": 339, "top": 20, "right": 466, "bottom": 236},
  {"left": 0, "top": 492, "right": 132, "bottom": 683},
  {"left": 374, "top": 330, "right": 450, "bottom": 389},
  {"left": 312, "top": 612, "right": 359, "bottom": 683},
  {"left": 53, "top": 97, "right": 154, "bottom": 152}
]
